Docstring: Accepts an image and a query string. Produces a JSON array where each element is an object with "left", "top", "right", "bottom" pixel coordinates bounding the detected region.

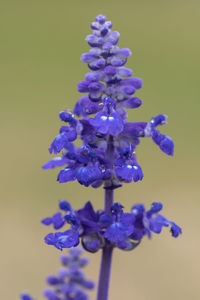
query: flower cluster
[
  {"left": 42, "top": 200, "right": 182, "bottom": 253},
  {"left": 21, "top": 14, "right": 181, "bottom": 300},
  {"left": 21, "top": 248, "right": 94, "bottom": 300},
  {"left": 42, "top": 14, "right": 174, "bottom": 189}
]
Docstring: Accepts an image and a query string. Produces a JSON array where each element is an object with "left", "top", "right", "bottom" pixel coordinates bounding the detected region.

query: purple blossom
[
  {"left": 76, "top": 166, "right": 103, "bottom": 187},
  {"left": 131, "top": 202, "right": 182, "bottom": 240},
  {"left": 115, "top": 163, "right": 143, "bottom": 182},
  {"left": 23, "top": 14, "right": 181, "bottom": 300},
  {"left": 41, "top": 212, "right": 65, "bottom": 230},
  {"left": 44, "top": 230, "right": 79, "bottom": 250},
  {"left": 21, "top": 248, "right": 94, "bottom": 300},
  {"left": 103, "top": 209, "right": 134, "bottom": 243},
  {"left": 21, "top": 295, "right": 34, "bottom": 300},
  {"left": 42, "top": 14, "right": 174, "bottom": 190},
  {"left": 42, "top": 200, "right": 181, "bottom": 252},
  {"left": 42, "top": 157, "right": 69, "bottom": 169}
]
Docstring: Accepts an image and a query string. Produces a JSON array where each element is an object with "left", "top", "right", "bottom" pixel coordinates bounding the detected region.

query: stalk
[
  {"left": 97, "top": 136, "right": 114, "bottom": 300},
  {"left": 96, "top": 240, "right": 113, "bottom": 300}
]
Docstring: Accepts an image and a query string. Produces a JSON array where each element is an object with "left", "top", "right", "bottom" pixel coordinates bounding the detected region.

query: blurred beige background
[{"left": 0, "top": 0, "right": 200, "bottom": 299}]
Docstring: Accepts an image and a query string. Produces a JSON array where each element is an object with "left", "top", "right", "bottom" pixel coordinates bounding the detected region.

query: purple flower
[
  {"left": 59, "top": 111, "right": 77, "bottom": 127},
  {"left": 170, "top": 222, "right": 182, "bottom": 237},
  {"left": 76, "top": 202, "right": 101, "bottom": 235},
  {"left": 131, "top": 202, "right": 182, "bottom": 240},
  {"left": 90, "top": 110, "right": 124, "bottom": 135},
  {"left": 42, "top": 14, "right": 175, "bottom": 190},
  {"left": 41, "top": 212, "right": 65, "bottom": 230},
  {"left": 57, "top": 166, "right": 77, "bottom": 183},
  {"left": 121, "top": 97, "right": 142, "bottom": 109},
  {"left": 104, "top": 205, "right": 134, "bottom": 244},
  {"left": 73, "top": 96, "right": 100, "bottom": 117},
  {"left": 23, "top": 14, "right": 181, "bottom": 300},
  {"left": 114, "top": 146, "right": 143, "bottom": 183},
  {"left": 21, "top": 294, "right": 34, "bottom": 300},
  {"left": 49, "top": 130, "right": 77, "bottom": 154},
  {"left": 42, "top": 200, "right": 181, "bottom": 252},
  {"left": 21, "top": 248, "right": 94, "bottom": 300},
  {"left": 76, "top": 166, "right": 103, "bottom": 187},
  {"left": 44, "top": 230, "right": 79, "bottom": 251},
  {"left": 115, "top": 163, "right": 143, "bottom": 183},
  {"left": 59, "top": 200, "right": 72, "bottom": 211},
  {"left": 42, "top": 157, "right": 69, "bottom": 169},
  {"left": 152, "top": 131, "right": 174, "bottom": 155}
]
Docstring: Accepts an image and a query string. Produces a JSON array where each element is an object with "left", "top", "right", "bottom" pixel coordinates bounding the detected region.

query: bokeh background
[{"left": 1, "top": 0, "right": 200, "bottom": 299}]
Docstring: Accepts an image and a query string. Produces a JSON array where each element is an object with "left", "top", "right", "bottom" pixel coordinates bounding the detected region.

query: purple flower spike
[
  {"left": 42, "top": 14, "right": 175, "bottom": 190},
  {"left": 21, "top": 249, "right": 94, "bottom": 300},
  {"left": 23, "top": 14, "right": 181, "bottom": 300}
]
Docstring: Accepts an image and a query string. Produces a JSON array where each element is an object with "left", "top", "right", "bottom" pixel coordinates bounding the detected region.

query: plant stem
[
  {"left": 97, "top": 243, "right": 113, "bottom": 300},
  {"left": 97, "top": 188, "right": 114, "bottom": 300},
  {"left": 97, "top": 136, "right": 114, "bottom": 300},
  {"left": 105, "top": 189, "right": 114, "bottom": 215}
]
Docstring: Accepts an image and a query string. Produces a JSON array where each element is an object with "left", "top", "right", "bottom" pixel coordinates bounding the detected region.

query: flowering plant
[
  {"left": 21, "top": 248, "right": 94, "bottom": 300},
  {"left": 21, "top": 14, "right": 181, "bottom": 300}
]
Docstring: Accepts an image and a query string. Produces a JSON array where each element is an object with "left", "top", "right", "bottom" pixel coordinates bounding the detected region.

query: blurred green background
[{"left": 1, "top": 0, "right": 200, "bottom": 299}]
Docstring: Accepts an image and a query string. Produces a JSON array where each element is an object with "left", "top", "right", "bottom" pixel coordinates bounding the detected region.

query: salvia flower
[
  {"left": 42, "top": 200, "right": 181, "bottom": 252},
  {"left": 42, "top": 15, "right": 174, "bottom": 189},
  {"left": 22, "top": 14, "right": 181, "bottom": 300},
  {"left": 20, "top": 248, "right": 94, "bottom": 300}
]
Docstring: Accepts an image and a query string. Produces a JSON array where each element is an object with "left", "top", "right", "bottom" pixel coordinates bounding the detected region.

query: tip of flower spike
[{"left": 95, "top": 14, "right": 107, "bottom": 24}]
